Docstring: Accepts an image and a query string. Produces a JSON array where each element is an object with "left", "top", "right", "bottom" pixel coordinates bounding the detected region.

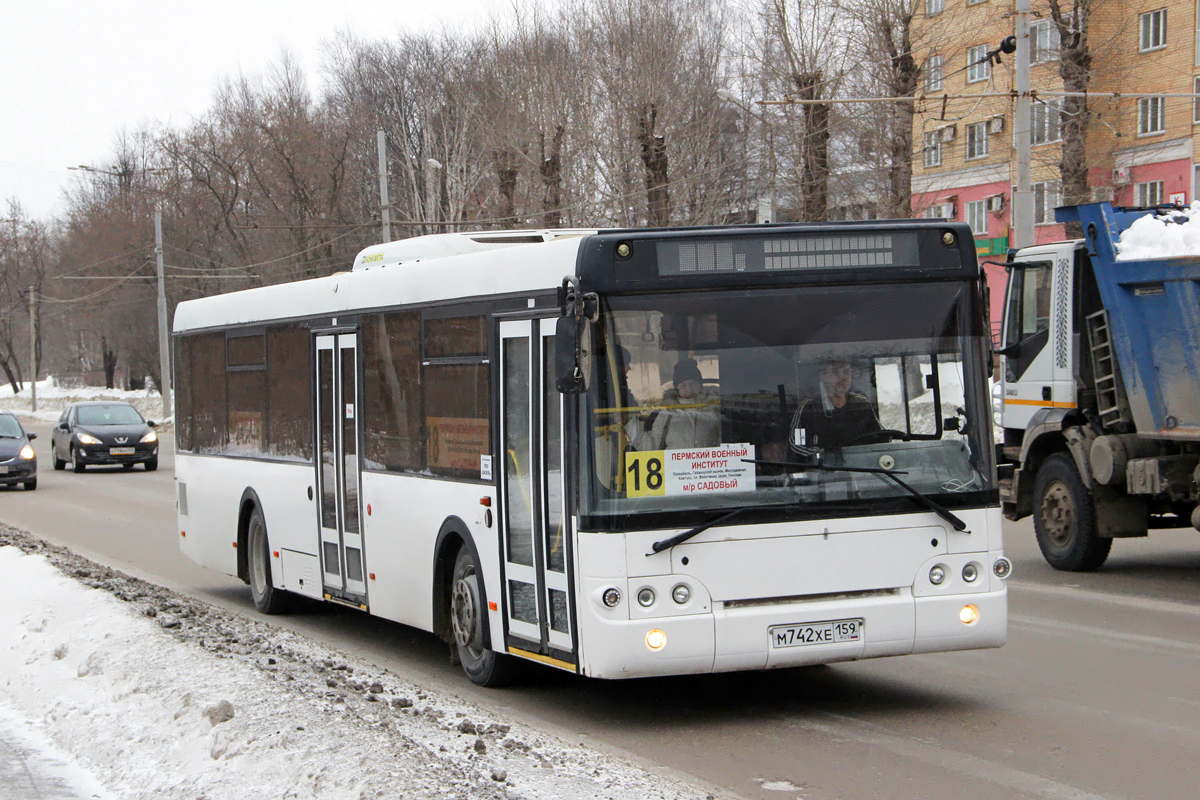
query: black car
[
  {"left": 51, "top": 401, "right": 159, "bottom": 472},
  {"left": 0, "top": 411, "right": 37, "bottom": 490}
]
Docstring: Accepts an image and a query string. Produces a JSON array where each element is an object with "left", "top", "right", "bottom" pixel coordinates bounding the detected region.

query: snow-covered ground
[
  {"left": 0, "top": 377, "right": 170, "bottom": 425},
  {"left": 0, "top": 526, "right": 721, "bottom": 800},
  {"left": 1116, "top": 202, "right": 1200, "bottom": 260}
]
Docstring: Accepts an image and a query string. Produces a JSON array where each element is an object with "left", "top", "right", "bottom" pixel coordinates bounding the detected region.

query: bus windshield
[{"left": 579, "top": 280, "right": 995, "bottom": 530}]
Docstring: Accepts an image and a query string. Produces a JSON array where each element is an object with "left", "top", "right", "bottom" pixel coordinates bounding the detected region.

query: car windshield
[
  {"left": 0, "top": 415, "right": 23, "bottom": 438},
  {"left": 77, "top": 405, "right": 144, "bottom": 426},
  {"left": 579, "top": 281, "right": 994, "bottom": 530}
]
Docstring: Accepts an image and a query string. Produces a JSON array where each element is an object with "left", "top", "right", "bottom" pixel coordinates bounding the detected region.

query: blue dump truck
[{"left": 997, "top": 202, "right": 1200, "bottom": 570}]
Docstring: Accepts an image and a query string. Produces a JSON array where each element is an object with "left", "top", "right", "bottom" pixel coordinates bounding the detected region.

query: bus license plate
[
  {"left": 769, "top": 618, "right": 863, "bottom": 649},
  {"left": 110, "top": 447, "right": 135, "bottom": 456}
]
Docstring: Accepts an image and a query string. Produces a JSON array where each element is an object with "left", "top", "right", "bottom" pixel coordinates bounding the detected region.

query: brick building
[{"left": 911, "top": 0, "right": 1200, "bottom": 325}]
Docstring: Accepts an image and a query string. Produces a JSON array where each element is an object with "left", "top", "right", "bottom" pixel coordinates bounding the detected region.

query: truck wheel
[
  {"left": 1033, "top": 453, "right": 1112, "bottom": 571},
  {"left": 450, "top": 546, "right": 517, "bottom": 687}
]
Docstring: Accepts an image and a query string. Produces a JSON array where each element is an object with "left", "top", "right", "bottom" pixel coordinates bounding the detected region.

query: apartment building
[{"left": 912, "top": 0, "right": 1200, "bottom": 321}]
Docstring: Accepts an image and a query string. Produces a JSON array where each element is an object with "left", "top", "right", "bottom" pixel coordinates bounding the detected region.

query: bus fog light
[
  {"left": 637, "top": 587, "right": 656, "bottom": 607},
  {"left": 929, "top": 565, "right": 947, "bottom": 585},
  {"left": 962, "top": 563, "right": 979, "bottom": 583},
  {"left": 602, "top": 588, "right": 621, "bottom": 608},
  {"left": 959, "top": 604, "right": 980, "bottom": 625},
  {"left": 992, "top": 557, "right": 1012, "bottom": 579},
  {"left": 645, "top": 629, "right": 667, "bottom": 650},
  {"left": 671, "top": 584, "right": 691, "bottom": 604}
]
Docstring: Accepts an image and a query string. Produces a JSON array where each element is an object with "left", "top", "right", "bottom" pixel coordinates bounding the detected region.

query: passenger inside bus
[{"left": 628, "top": 358, "right": 721, "bottom": 451}]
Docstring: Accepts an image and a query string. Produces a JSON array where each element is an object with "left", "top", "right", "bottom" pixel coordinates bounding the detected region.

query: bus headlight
[
  {"left": 645, "top": 629, "right": 667, "bottom": 650},
  {"left": 929, "top": 565, "right": 947, "bottom": 585},
  {"left": 671, "top": 584, "right": 691, "bottom": 604},
  {"left": 962, "top": 563, "right": 979, "bottom": 583},
  {"left": 992, "top": 557, "right": 1012, "bottom": 579},
  {"left": 959, "top": 604, "right": 980, "bottom": 625},
  {"left": 637, "top": 587, "right": 656, "bottom": 607},
  {"left": 602, "top": 588, "right": 621, "bottom": 608}
]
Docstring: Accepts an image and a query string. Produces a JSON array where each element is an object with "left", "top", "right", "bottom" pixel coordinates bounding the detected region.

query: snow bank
[
  {"left": 1116, "top": 202, "right": 1200, "bottom": 260},
  {"left": 0, "top": 376, "right": 171, "bottom": 424},
  {"left": 0, "top": 535, "right": 721, "bottom": 800}
]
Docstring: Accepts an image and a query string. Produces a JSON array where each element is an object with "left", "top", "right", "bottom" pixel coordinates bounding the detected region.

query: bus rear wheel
[
  {"left": 248, "top": 506, "right": 290, "bottom": 614},
  {"left": 451, "top": 546, "right": 517, "bottom": 687},
  {"left": 1033, "top": 453, "right": 1112, "bottom": 572}
]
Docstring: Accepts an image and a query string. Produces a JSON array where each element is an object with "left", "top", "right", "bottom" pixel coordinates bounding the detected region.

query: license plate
[
  {"left": 110, "top": 447, "right": 135, "bottom": 455},
  {"left": 0, "top": 466, "right": 7, "bottom": 474},
  {"left": 769, "top": 618, "right": 863, "bottom": 648}
]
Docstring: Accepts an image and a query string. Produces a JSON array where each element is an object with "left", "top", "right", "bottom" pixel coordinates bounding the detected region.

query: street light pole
[
  {"left": 154, "top": 210, "right": 171, "bottom": 421},
  {"left": 28, "top": 286, "right": 37, "bottom": 413},
  {"left": 425, "top": 158, "right": 442, "bottom": 234},
  {"left": 377, "top": 131, "right": 392, "bottom": 243}
]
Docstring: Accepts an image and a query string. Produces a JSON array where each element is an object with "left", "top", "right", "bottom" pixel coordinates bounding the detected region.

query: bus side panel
[
  {"left": 360, "top": 472, "right": 498, "bottom": 636},
  {"left": 177, "top": 454, "right": 318, "bottom": 582}
]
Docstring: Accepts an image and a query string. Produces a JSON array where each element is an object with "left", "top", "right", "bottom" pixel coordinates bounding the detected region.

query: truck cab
[{"left": 998, "top": 203, "right": 1200, "bottom": 571}]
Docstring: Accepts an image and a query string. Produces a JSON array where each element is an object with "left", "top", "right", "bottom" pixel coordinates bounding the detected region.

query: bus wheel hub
[{"left": 452, "top": 577, "right": 480, "bottom": 649}]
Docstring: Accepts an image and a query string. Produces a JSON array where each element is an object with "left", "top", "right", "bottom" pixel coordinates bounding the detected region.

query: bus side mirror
[{"left": 555, "top": 315, "right": 593, "bottom": 394}]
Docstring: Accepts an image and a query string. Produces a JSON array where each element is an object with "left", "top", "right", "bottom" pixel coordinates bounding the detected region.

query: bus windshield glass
[{"left": 580, "top": 280, "right": 994, "bottom": 530}]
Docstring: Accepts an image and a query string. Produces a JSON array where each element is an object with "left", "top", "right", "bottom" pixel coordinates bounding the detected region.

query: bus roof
[
  {"left": 351, "top": 229, "right": 594, "bottom": 271},
  {"left": 172, "top": 233, "right": 593, "bottom": 333}
]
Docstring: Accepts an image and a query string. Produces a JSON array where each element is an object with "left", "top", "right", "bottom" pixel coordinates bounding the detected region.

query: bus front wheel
[
  {"left": 451, "top": 546, "right": 517, "bottom": 687},
  {"left": 1033, "top": 453, "right": 1112, "bottom": 572},
  {"left": 248, "top": 506, "right": 290, "bottom": 614}
]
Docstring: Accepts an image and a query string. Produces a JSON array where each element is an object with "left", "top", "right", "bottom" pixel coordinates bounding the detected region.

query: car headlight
[
  {"left": 141, "top": 431, "right": 157, "bottom": 443},
  {"left": 19, "top": 445, "right": 34, "bottom": 460},
  {"left": 76, "top": 433, "right": 102, "bottom": 445}
]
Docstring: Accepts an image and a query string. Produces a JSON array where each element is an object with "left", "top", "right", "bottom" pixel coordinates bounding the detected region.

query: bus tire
[
  {"left": 247, "top": 506, "right": 290, "bottom": 614},
  {"left": 1033, "top": 453, "right": 1111, "bottom": 572},
  {"left": 451, "top": 546, "right": 516, "bottom": 687}
]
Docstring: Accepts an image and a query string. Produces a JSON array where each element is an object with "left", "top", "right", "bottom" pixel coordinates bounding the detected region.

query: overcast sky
[{"left": 0, "top": 0, "right": 518, "bottom": 221}]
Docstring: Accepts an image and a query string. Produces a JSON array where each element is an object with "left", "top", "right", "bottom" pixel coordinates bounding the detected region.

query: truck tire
[{"left": 1033, "top": 453, "right": 1112, "bottom": 571}]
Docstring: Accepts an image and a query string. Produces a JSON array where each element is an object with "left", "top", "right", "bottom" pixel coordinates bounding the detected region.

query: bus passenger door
[
  {"left": 315, "top": 333, "right": 368, "bottom": 605},
  {"left": 498, "top": 318, "right": 576, "bottom": 669}
]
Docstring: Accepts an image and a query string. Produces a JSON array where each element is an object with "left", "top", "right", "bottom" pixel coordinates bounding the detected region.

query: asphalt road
[{"left": 3, "top": 420, "right": 1199, "bottom": 800}]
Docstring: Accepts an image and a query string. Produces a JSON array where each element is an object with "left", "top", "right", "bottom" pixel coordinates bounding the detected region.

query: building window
[
  {"left": 1140, "top": 9, "right": 1167, "bottom": 51},
  {"left": 1033, "top": 181, "right": 1062, "bottom": 224},
  {"left": 967, "top": 0, "right": 986, "bottom": 5},
  {"left": 1031, "top": 99, "right": 1063, "bottom": 144},
  {"left": 967, "top": 200, "right": 988, "bottom": 235},
  {"left": 924, "top": 131, "right": 943, "bottom": 167},
  {"left": 1138, "top": 96, "right": 1166, "bottom": 135},
  {"left": 925, "top": 55, "right": 944, "bottom": 92},
  {"left": 1031, "top": 20, "right": 1060, "bottom": 62},
  {"left": 966, "top": 121, "right": 989, "bottom": 159},
  {"left": 926, "top": 0, "right": 943, "bottom": 15},
  {"left": 1136, "top": 180, "right": 1164, "bottom": 206},
  {"left": 967, "top": 45, "right": 991, "bottom": 82}
]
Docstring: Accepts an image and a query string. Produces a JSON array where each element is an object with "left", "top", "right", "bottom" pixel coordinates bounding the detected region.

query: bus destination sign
[{"left": 654, "top": 231, "right": 921, "bottom": 276}]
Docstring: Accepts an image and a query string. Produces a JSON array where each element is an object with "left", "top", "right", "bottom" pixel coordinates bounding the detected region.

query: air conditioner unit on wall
[
  {"left": 939, "top": 125, "right": 957, "bottom": 142},
  {"left": 986, "top": 194, "right": 1005, "bottom": 212},
  {"left": 1113, "top": 167, "right": 1131, "bottom": 185},
  {"left": 988, "top": 116, "right": 1005, "bottom": 134}
]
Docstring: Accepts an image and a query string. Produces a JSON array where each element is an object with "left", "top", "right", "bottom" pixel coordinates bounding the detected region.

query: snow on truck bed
[{"left": 1116, "top": 203, "right": 1200, "bottom": 260}]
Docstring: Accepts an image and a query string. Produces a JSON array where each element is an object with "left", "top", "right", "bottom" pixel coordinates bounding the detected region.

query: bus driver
[{"left": 791, "top": 358, "right": 883, "bottom": 453}]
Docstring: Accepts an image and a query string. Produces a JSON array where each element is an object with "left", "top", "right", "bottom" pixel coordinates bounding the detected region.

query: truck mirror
[{"left": 555, "top": 315, "right": 593, "bottom": 394}]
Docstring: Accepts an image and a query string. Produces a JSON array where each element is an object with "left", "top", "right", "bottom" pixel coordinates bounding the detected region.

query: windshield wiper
[
  {"left": 647, "top": 497, "right": 873, "bottom": 555},
  {"left": 743, "top": 458, "right": 968, "bottom": 533}
]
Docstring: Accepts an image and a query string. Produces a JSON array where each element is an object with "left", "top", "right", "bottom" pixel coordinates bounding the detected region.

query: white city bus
[{"left": 173, "top": 220, "right": 1009, "bottom": 685}]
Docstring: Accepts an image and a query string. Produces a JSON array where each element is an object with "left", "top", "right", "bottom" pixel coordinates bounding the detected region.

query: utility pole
[
  {"left": 425, "top": 158, "right": 442, "bottom": 234},
  {"left": 28, "top": 286, "right": 37, "bottom": 413},
  {"left": 154, "top": 210, "right": 171, "bottom": 421},
  {"left": 1012, "top": 0, "right": 1034, "bottom": 248},
  {"left": 377, "top": 130, "right": 392, "bottom": 243}
]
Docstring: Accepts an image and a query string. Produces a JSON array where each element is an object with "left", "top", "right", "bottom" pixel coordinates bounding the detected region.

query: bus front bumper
[{"left": 577, "top": 585, "right": 1006, "bottom": 680}]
